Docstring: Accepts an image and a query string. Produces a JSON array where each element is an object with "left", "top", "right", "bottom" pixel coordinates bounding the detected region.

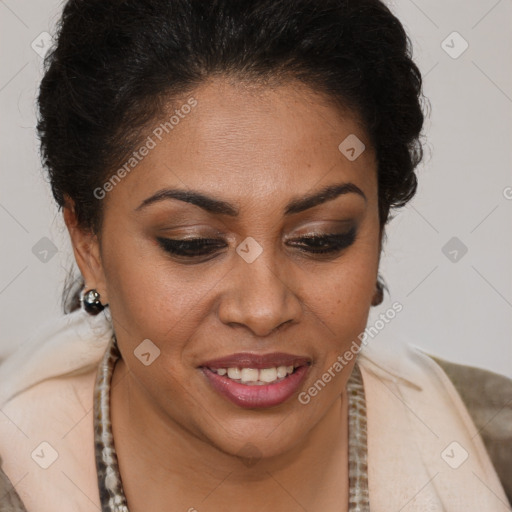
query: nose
[{"left": 217, "top": 246, "right": 302, "bottom": 338}]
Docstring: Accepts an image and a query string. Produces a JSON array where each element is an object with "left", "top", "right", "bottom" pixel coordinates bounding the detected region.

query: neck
[{"left": 110, "top": 358, "right": 349, "bottom": 512}]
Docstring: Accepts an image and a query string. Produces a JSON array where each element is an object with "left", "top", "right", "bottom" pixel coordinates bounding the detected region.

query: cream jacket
[{"left": 0, "top": 309, "right": 508, "bottom": 511}]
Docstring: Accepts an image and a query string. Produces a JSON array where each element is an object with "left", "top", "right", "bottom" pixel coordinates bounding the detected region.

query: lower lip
[{"left": 200, "top": 366, "right": 310, "bottom": 409}]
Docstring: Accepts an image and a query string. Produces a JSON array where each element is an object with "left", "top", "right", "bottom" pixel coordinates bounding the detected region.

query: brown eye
[
  {"left": 156, "top": 226, "right": 357, "bottom": 261},
  {"left": 288, "top": 227, "right": 357, "bottom": 254},
  {"left": 157, "top": 237, "right": 227, "bottom": 257}
]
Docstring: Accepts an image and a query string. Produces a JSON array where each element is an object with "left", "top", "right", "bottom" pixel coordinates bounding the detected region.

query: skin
[{"left": 64, "top": 77, "right": 381, "bottom": 511}]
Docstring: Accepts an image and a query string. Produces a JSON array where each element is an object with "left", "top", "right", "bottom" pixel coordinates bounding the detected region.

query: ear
[
  {"left": 63, "top": 197, "right": 109, "bottom": 304},
  {"left": 371, "top": 225, "right": 386, "bottom": 307}
]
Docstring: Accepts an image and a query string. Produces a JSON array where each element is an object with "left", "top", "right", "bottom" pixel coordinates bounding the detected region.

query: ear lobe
[{"left": 62, "top": 198, "right": 108, "bottom": 303}]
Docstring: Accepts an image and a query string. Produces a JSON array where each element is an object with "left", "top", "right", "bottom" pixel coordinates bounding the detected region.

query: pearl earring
[{"left": 81, "top": 289, "right": 105, "bottom": 315}]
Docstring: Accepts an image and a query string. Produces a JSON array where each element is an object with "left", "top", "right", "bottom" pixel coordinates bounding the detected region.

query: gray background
[{"left": 1, "top": 0, "right": 511, "bottom": 377}]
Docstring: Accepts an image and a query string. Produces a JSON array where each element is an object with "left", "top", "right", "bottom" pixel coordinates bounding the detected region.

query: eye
[
  {"left": 287, "top": 227, "right": 357, "bottom": 255},
  {"left": 157, "top": 237, "right": 227, "bottom": 258},
  {"left": 157, "top": 227, "right": 357, "bottom": 260}
]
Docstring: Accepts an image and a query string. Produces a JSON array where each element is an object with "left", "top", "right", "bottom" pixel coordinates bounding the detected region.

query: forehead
[{"left": 106, "top": 78, "right": 377, "bottom": 212}]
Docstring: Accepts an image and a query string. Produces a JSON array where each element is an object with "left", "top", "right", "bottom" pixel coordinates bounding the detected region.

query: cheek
[
  {"left": 100, "top": 234, "right": 184, "bottom": 336},
  {"left": 101, "top": 232, "right": 227, "bottom": 359},
  {"left": 300, "top": 238, "right": 379, "bottom": 351},
  {"left": 316, "top": 227, "right": 379, "bottom": 298}
]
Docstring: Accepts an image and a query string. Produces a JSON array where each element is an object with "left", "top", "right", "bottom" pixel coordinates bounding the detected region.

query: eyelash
[{"left": 156, "top": 227, "right": 357, "bottom": 259}]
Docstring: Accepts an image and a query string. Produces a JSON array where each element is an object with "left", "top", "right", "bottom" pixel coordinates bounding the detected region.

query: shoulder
[
  {"left": 357, "top": 340, "right": 510, "bottom": 510},
  {"left": 429, "top": 354, "right": 512, "bottom": 503},
  {"left": 0, "top": 309, "right": 113, "bottom": 511},
  {"left": 0, "top": 370, "right": 100, "bottom": 512},
  {"left": 357, "top": 339, "right": 500, "bottom": 448}
]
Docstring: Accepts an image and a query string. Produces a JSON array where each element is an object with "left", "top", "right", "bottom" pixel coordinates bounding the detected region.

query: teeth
[
  {"left": 241, "top": 368, "right": 259, "bottom": 383},
  {"left": 227, "top": 367, "right": 241, "bottom": 379},
  {"left": 211, "top": 365, "right": 296, "bottom": 385},
  {"left": 276, "top": 366, "right": 287, "bottom": 378},
  {"left": 259, "top": 368, "right": 277, "bottom": 382}
]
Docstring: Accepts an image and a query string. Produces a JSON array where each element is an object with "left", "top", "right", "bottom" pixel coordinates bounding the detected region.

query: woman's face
[{"left": 76, "top": 77, "right": 381, "bottom": 459}]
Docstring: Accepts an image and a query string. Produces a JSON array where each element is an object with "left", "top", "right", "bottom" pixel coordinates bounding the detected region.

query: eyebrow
[{"left": 135, "top": 182, "right": 367, "bottom": 216}]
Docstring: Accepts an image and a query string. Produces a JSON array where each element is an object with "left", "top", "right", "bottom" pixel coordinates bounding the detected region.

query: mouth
[{"left": 198, "top": 353, "right": 312, "bottom": 409}]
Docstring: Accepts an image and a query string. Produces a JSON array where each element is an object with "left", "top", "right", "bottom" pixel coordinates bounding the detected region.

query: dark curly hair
[{"left": 37, "top": 0, "right": 425, "bottom": 312}]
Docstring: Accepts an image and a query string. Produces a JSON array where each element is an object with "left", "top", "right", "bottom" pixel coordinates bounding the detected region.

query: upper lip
[{"left": 199, "top": 352, "right": 312, "bottom": 369}]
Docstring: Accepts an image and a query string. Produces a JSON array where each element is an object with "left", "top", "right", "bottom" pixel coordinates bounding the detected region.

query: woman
[{"left": 0, "top": 0, "right": 508, "bottom": 510}]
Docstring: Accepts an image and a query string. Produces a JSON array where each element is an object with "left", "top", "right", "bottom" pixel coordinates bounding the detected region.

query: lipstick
[{"left": 199, "top": 352, "right": 311, "bottom": 409}]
